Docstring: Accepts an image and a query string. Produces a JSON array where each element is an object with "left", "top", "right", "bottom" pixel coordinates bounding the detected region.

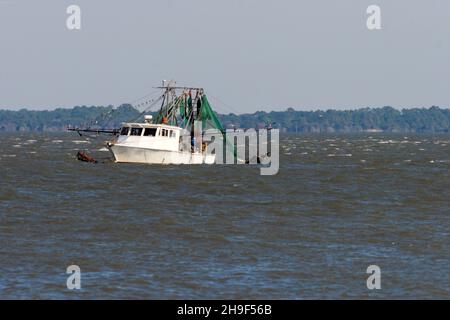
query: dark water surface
[{"left": 0, "top": 133, "right": 449, "bottom": 299}]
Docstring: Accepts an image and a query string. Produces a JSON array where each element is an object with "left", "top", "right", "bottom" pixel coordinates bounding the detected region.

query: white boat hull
[{"left": 110, "top": 145, "right": 215, "bottom": 165}]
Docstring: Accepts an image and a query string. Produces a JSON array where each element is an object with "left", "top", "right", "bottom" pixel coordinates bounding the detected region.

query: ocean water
[{"left": 0, "top": 132, "right": 449, "bottom": 299}]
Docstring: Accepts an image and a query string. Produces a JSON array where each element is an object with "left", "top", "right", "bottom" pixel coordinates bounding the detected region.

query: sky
[{"left": 0, "top": 0, "right": 449, "bottom": 113}]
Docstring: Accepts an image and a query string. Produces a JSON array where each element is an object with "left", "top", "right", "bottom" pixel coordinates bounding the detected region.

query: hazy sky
[{"left": 1, "top": 0, "right": 449, "bottom": 113}]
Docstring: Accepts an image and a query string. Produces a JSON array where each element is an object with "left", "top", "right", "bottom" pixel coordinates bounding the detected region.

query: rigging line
[
  {"left": 206, "top": 92, "right": 242, "bottom": 115},
  {"left": 83, "top": 92, "right": 163, "bottom": 129},
  {"left": 165, "top": 96, "right": 182, "bottom": 126},
  {"left": 128, "top": 88, "right": 163, "bottom": 107},
  {"left": 97, "top": 90, "right": 162, "bottom": 118},
  {"left": 85, "top": 104, "right": 122, "bottom": 129},
  {"left": 107, "top": 90, "right": 163, "bottom": 122},
  {"left": 129, "top": 95, "right": 164, "bottom": 123},
  {"left": 145, "top": 94, "right": 165, "bottom": 113},
  {"left": 72, "top": 89, "right": 163, "bottom": 136},
  {"left": 205, "top": 102, "right": 229, "bottom": 116},
  {"left": 156, "top": 94, "right": 181, "bottom": 124},
  {"left": 132, "top": 95, "right": 165, "bottom": 112},
  {"left": 133, "top": 93, "right": 165, "bottom": 112}
]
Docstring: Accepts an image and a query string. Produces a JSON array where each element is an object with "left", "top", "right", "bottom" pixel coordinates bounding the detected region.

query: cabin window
[
  {"left": 120, "top": 127, "right": 130, "bottom": 136},
  {"left": 161, "top": 129, "right": 168, "bottom": 137},
  {"left": 143, "top": 128, "right": 157, "bottom": 136},
  {"left": 130, "top": 127, "right": 143, "bottom": 136},
  {"left": 170, "top": 130, "right": 176, "bottom": 138}
]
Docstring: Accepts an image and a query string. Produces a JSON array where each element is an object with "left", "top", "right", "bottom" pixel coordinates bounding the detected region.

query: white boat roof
[{"left": 122, "top": 122, "right": 181, "bottom": 130}]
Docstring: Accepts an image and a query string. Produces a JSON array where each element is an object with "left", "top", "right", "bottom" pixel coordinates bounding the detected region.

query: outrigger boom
[{"left": 67, "top": 127, "right": 120, "bottom": 135}]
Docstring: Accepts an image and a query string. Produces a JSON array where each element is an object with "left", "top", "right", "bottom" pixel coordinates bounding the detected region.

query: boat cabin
[
  {"left": 117, "top": 123, "right": 183, "bottom": 152},
  {"left": 119, "top": 123, "right": 179, "bottom": 139}
]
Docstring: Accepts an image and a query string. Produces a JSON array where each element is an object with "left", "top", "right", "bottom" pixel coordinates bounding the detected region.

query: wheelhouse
[{"left": 119, "top": 124, "right": 180, "bottom": 139}]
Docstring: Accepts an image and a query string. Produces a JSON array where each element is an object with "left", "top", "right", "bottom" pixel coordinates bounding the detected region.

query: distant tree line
[
  {"left": 0, "top": 105, "right": 140, "bottom": 132},
  {"left": 218, "top": 106, "right": 450, "bottom": 133},
  {"left": 0, "top": 105, "right": 449, "bottom": 133}
]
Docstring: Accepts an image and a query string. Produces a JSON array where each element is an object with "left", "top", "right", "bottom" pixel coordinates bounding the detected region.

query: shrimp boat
[
  {"left": 69, "top": 81, "right": 228, "bottom": 165},
  {"left": 108, "top": 118, "right": 215, "bottom": 165}
]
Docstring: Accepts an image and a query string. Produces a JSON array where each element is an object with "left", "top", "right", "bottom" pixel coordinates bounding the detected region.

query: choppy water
[{"left": 0, "top": 133, "right": 449, "bottom": 299}]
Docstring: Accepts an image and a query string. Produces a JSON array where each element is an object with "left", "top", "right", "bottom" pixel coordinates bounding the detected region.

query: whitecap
[{"left": 328, "top": 153, "right": 352, "bottom": 157}]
